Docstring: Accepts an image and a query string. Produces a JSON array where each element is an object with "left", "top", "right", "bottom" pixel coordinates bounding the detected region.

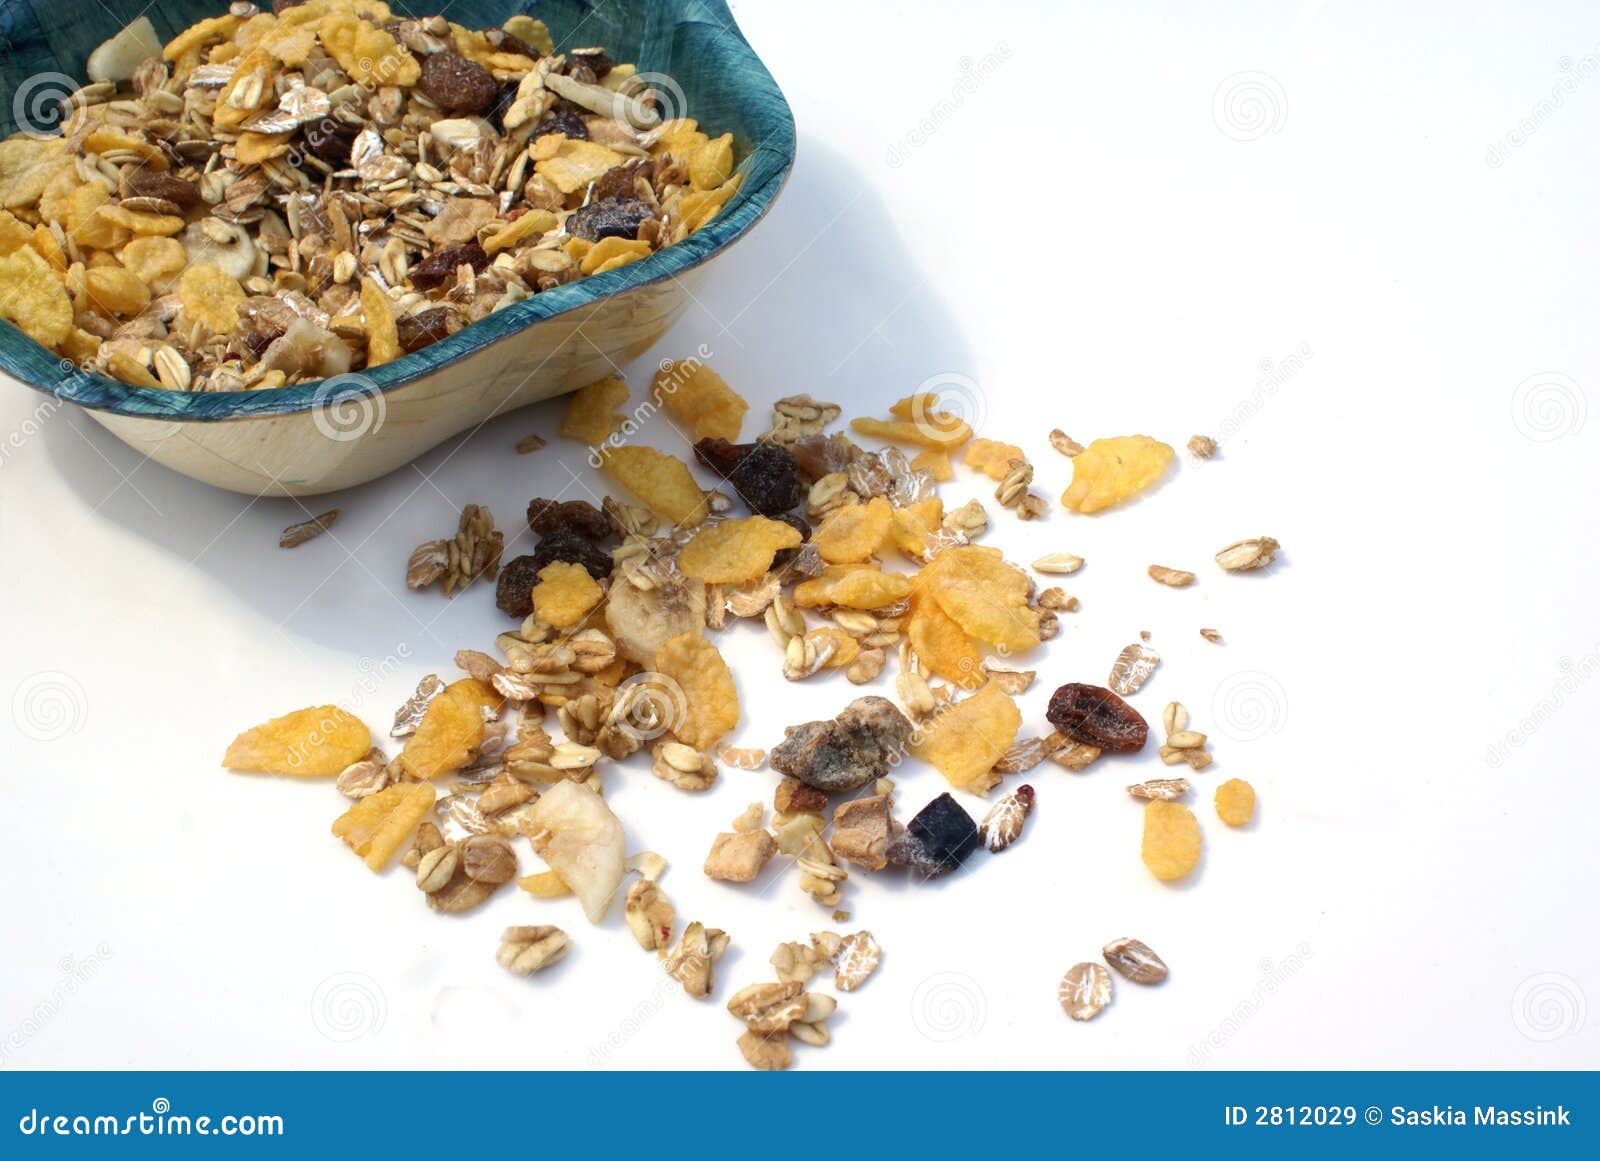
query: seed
[
  {"left": 1102, "top": 937, "right": 1169, "bottom": 985},
  {"left": 1059, "top": 962, "right": 1112, "bottom": 1020},
  {"left": 151, "top": 345, "right": 190, "bottom": 390},
  {"left": 1033, "top": 553, "right": 1083, "bottom": 575},
  {"left": 1166, "top": 730, "right": 1206, "bottom": 750},
  {"left": 1148, "top": 564, "right": 1196, "bottom": 588},
  {"left": 1199, "top": 627, "right": 1223, "bottom": 643},
  {"left": 1049, "top": 429, "right": 1085, "bottom": 457},
  {"left": 1215, "top": 536, "right": 1281, "bottom": 572}
]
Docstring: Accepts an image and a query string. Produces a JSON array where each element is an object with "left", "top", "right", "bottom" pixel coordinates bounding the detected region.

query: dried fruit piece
[
  {"left": 1141, "top": 800, "right": 1203, "bottom": 881},
  {"left": 769, "top": 696, "right": 911, "bottom": 793},
  {"left": 419, "top": 49, "right": 498, "bottom": 114},
  {"left": 1215, "top": 536, "right": 1281, "bottom": 572},
  {"left": 892, "top": 792, "right": 980, "bottom": 878},
  {"left": 1046, "top": 683, "right": 1149, "bottom": 753},
  {"left": 1108, "top": 642, "right": 1161, "bottom": 697},
  {"left": 529, "top": 531, "right": 613, "bottom": 580},
  {"left": 1059, "top": 962, "right": 1112, "bottom": 1021},
  {"left": 1061, "top": 435, "right": 1174, "bottom": 513},
  {"left": 223, "top": 705, "right": 373, "bottom": 776},
  {"left": 1215, "top": 778, "right": 1257, "bottom": 827},
  {"left": 401, "top": 678, "right": 501, "bottom": 779},
  {"left": 692, "top": 438, "right": 804, "bottom": 516},
  {"left": 831, "top": 794, "right": 894, "bottom": 871},
  {"left": 1102, "top": 937, "right": 1169, "bottom": 985},
  {"left": 496, "top": 925, "right": 571, "bottom": 975},
  {"left": 678, "top": 516, "right": 801, "bottom": 583},
  {"left": 655, "top": 359, "right": 747, "bottom": 441},
  {"left": 908, "top": 682, "right": 1021, "bottom": 794},
  {"left": 600, "top": 446, "right": 709, "bottom": 526},
  {"left": 409, "top": 242, "right": 489, "bottom": 290},
  {"left": 529, "top": 561, "right": 603, "bottom": 628},
  {"left": 559, "top": 376, "right": 629, "bottom": 445},
  {"left": 963, "top": 438, "right": 1025, "bottom": 480},
  {"left": 979, "top": 785, "right": 1035, "bottom": 852},
  {"left": 331, "top": 782, "right": 436, "bottom": 871},
  {"left": 624, "top": 878, "right": 675, "bottom": 950},
  {"left": 653, "top": 633, "right": 739, "bottom": 750},
  {"left": 606, "top": 571, "right": 707, "bottom": 663},
  {"left": 813, "top": 496, "right": 892, "bottom": 564},
  {"left": 523, "top": 780, "right": 626, "bottom": 923},
  {"left": 704, "top": 830, "right": 777, "bottom": 882},
  {"left": 527, "top": 498, "right": 613, "bottom": 542}
]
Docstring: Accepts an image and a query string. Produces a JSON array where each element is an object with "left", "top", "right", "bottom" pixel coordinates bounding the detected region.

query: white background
[{"left": 2, "top": 0, "right": 1597, "bottom": 1070}]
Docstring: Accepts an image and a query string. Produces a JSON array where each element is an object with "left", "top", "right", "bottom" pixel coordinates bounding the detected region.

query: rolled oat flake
[
  {"left": 1059, "top": 962, "right": 1112, "bottom": 1021},
  {"left": 1101, "top": 937, "right": 1169, "bottom": 985}
]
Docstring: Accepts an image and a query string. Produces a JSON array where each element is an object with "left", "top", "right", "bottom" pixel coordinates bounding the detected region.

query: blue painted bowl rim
[{"left": 5, "top": 0, "right": 795, "bottom": 423}]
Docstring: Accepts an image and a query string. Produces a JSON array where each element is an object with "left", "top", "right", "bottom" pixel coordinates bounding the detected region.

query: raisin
[
  {"left": 788, "top": 433, "right": 863, "bottom": 482},
  {"left": 410, "top": 242, "right": 490, "bottom": 290},
  {"left": 566, "top": 47, "right": 614, "bottom": 79},
  {"left": 693, "top": 438, "right": 805, "bottom": 517},
  {"left": 527, "top": 499, "right": 612, "bottom": 542},
  {"left": 530, "top": 531, "right": 612, "bottom": 580},
  {"left": 396, "top": 307, "right": 456, "bottom": 353},
  {"left": 418, "top": 50, "right": 499, "bottom": 115},
  {"left": 565, "top": 197, "right": 654, "bottom": 243},
  {"left": 592, "top": 161, "right": 653, "bottom": 202},
  {"left": 1045, "top": 683, "right": 1149, "bottom": 753},
  {"left": 301, "top": 118, "right": 361, "bottom": 165},
  {"left": 533, "top": 109, "right": 588, "bottom": 142},
  {"left": 490, "top": 28, "right": 538, "bottom": 59},
  {"left": 125, "top": 171, "right": 199, "bottom": 211},
  {"left": 495, "top": 555, "right": 542, "bottom": 618}
]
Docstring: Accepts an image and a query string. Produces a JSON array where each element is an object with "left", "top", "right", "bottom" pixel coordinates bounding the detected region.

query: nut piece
[
  {"left": 726, "top": 980, "right": 806, "bottom": 1034},
  {"left": 624, "top": 878, "right": 675, "bottom": 951},
  {"left": 496, "top": 925, "right": 570, "bottom": 975},
  {"left": 737, "top": 1029, "right": 792, "bottom": 1070},
  {"left": 336, "top": 750, "right": 392, "bottom": 799},
  {"left": 1215, "top": 536, "right": 1281, "bottom": 572},
  {"left": 1059, "top": 962, "right": 1113, "bottom": 1020},
  {"left": 1187, "top": 434, "right": 1217, "bottom": 459},
  {"left": 704, "top": 830, "right": 777, "bottom": 882},
  {"left": 1147, "top": 564, "right": 1196, "bottom": 588},
  {"left": 830, "top": 794, "right": 894, "bottom": 871},
  {"left": 1102, "top": 937, "right": 1169, "bottom": 985}
]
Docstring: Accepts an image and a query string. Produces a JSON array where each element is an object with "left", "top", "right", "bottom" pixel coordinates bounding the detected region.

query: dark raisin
[
  {"left": 592, "top": 161, "right": 653, "bottom": 203},
  {"left": 301, "top": 118, "right": 361, "bottom": 165},
  {"left": 567, "top": 47, "right": 614, "bottom": 79},
  {"left": 396, "top": 307, "right": 456, "bottom": 353},
  {"left": 533, "top": 109, "right": 588, "bottom": 142},
  {"left": 486, "top": 80, "right": 521, "bottom": 132},
  {"left": 527, "top": 499, "right": 612, "bottom": 542},
  {"left": 1046, "top": 683, "right": 1149, "bottom": 753},
  {"left": 418, "top": 50, "right": 499, "bottom": 115},
  {"left": 490, "top": 28, "right": 538, "bottom": 59},
  {"left": 125, "top": 171, "right": 199, "bottom": 211},
  {"left": 693, "top": 438, "right": 805, "bottom": 517},
  {"left": 565, "top": 197, "right": 654, "bottom": 244},
  {"left": 530, "top": 531, "right": 613, "bottom": 580},
  {"left": 410, "top": 242, "right": 490, "bottom": 290},
  {"left": 495, "top": 555, "right": 542, "bottom": 618}
]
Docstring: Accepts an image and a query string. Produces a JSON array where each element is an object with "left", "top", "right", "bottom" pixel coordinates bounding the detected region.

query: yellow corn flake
[
  {"left": 580, "top": 235, "right": 652, "bottom": 275},
  {"left": 814, "top": 495, "right": 893, "bottom": 564},
  {"left": 105, "top": 350, "right": 161, "bottom": 388},
  {"left": 0, "top": 248, "right": 72, "bottom": 346},
  {"left": 909, "top": 682, "right": 1021, "bottom": 794},
  {"left": 688, "top": 133, "right": 734, "bottom": 190},
  {"left": 76, "top": 209, "right": 131, "bottom": 251},
  {"left": 675, "top": 175, "right": 741, "bottom": 233},
  {"left": 963, "top": 438, "right": 1026, "bottom": 480},
  {"left": 535, "top": 139, "right": 627, "bottom": 194},
  {"left": 503, "top": 14, "right": 554, "bottom": 56},
  {"left": 235, "top": 130, "right": 292, "bottom": 165},
  {"left": 31, "top": 225, "right": 67, "bottom": 273},
  {"left": 1215, "top": 778, "right": 1256, "bottom": 827},
  {"left": 99, "top": 206, "right": 185, "bottom": 237},
  {"left": 163, "top": 14, "right": 242, "bottom": 61},
  {"left": 655, "top": 358, "right": 748, "bottom": 441},
  {"left": 600, "top": 445, "right": 709, "bottom": 527},
  {"left": 263, "top": 24, "right": 318, "bottom": 65},
  {"left": 82, "top": 130, "right": 166, "bottom": 171},
  {"left": 121, "top": 236, "right": 186, "bottom": 290},
  {"left": 360, "top": 279, "right": 400, "bottom": 366},
  {"left": 918, "top": 545, "right": 1040, "bottom": 654},
  {"left": 810, "top": 626, "right": 861, "bottom": 669},
  {"left": 55, "top": 327, "right": 100, "bottom": 365},
  {"left": 178, "top": 264, "right": 247, "bottom": 335},
  {"left": 911, "top": 448, "right": 953, "bottom": 482},
  {"left": 62, "top": 184, "right": 109, "bottom": 234},
  {"left": 1061, "top": 435, "right": 1175, "bottom": 514},
  {"left": 678, "top": 516, "right": 801, "bottom": 583},
  {"left": 530, "top": 561, "right": 604, "bottom": 628},
  {"left": 890, "top": 497, "right": 944, "bottom": 563},
  {"left": 849, "top": 415, "right": 972, "bottom": 449},
  {"left": 792, "top": 565, "right": 912, "bottom": 610},
  {"left": 518, "top": 869, "right": 572, "bottom": 898},
  {"left": 654, "top": 633, "right": 739, "bottom": 750},
  {"left": 332, "top": 781, "right": 436, "bottom": 871},
  {"left": 0, "top": 210, "right": 32, "bottom": 254},
  {"left": 0, "top": 137, "right": 67, "bottom": 209},
  {"left": 652, "top": 118, "right": 707, "bottom": 159},
  {"left": 213, "top": 49, "right": 278, "bottom": 130},
  {"left": 448, "top": 24, "right": 536, "bottom": 73},
  {"left": 222, "top": 705, "right": 373, "bottom": 776},
  {"left": 1141, "top": 800, "right": 1202, "bottom": 881},
  {"left": 319, "top": 12, "right": 420, "bottom": 88},
  {"left": 401, "top": 678, "right": 501, "bottom": 780},
  {"left": 482, "top": 208, "right": 558, "bottom": 254},
  {"left": 906, "top": 591, "right": 985, "bottom": 686},
  {"left": 559, "top": 375, "right": 629, "bottom": 445},
  {"left": 84, "top": 267, "right": 151, "bottom": 317}
]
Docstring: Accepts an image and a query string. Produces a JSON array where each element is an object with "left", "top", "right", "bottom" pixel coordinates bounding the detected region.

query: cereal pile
[
  {"left": 231, "top": 363, "right": 1277, "bottom": 1067},
  {"left": 0, "top": 4, "right": 740, "bottom": 389}
]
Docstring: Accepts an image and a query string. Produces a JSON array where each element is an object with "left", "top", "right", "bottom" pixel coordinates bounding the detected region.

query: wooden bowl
[{"left": 0, "top": 0, "right": 795, "bottom": 495}]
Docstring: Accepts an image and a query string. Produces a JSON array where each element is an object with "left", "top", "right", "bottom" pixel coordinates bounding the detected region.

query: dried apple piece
[
  {"left": 223, "top": 705, "right": 373, "bottom": 776},
  {"left": 523, "top": 780, "right": 625, "bottom": 922}
]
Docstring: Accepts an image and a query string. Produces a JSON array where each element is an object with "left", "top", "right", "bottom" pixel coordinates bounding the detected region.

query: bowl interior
[{"left": 0, "top": 0, "right": 795, "bottom": 421}]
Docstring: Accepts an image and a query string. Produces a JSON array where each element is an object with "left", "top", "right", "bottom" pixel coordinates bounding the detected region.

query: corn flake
[
  {"left": 918, "top": 545, "right": 1040, "bottom": 654},
  {"left": 678, "top": 516, "right": 800, "bottom": 583},
  {"left": 655, "top": 358, "right": 748, "bottom": 441},
  {"left": 814, "top": 495, "right": 892, "bottom": 564},
  {"left": 849, "top": 415, "right": 972, "bottom": 449},
  {"left": 0, "top": 210, "right": 31, "bottom": 254},
  {"left": 99, "top": 206, "right": 185, "bottom": 237},
  {"left": 530, "top": 561, "right": 603, "bottom": 628},
  {"left": 361, "top": 279, "right": 400, "bottom": 366},
  {"left": 223, "top": 704, "right": 373, "bottom": 776},
  {"left": 580, "top": 235, "right": 652, "bottom": 275},
  {"left": 890, "top": 497, "right": 944, "bottom": 562},
  {"left": 179, "top": 264, "right": 247, "bottom": 335},
  {"left": 0, "top": 248, "right": 72, "bottom": 346},
  {"left": 654, "top": 632, "right": 739, "bottom": 750},
  {"left": 600, "top": 445, "right": 708, "bottom": 527},
  {"left": 911, "top": 448, "right": 953, "bottom": 482},
  {"left": 793, "top": 565, "right": 912, "bottom": 610},
  {"left": 85, "top": 267, "right": 151, "bottom": 317},
  {"left": 163, "top": 14, "right": 242, "bottom": 61},
  {"left": 1061, "top": 435, "right": 1174, "bottom": 514},
  {"left": 1215, "top": 778, "right": 1256, "bottom": 827},
  {"left": 963, "top": 438, "right": 1026, "bottom": 480},
  {"left": 559, "top": 375, "right": 629, "bottom": 445},
  {"left": 906, "top": 592, "right": 985, "bottom": 685},
  {"left": 518, "top": 869, "right": 572, "bottom": 898},
  {"left": 688, "top": 133, "right": 734, "bottom": 190},
  {"left": 401, "top": 678, "right": 502, "bottom": 779},
  {"left": 482, "top": 209, "right": 557, "bottom": 254},
  {"left": 235, "top": 130, "right": 292, "bottom": 166},
  {"left": 1141, "top": 800, "right": 1202, "bottom": 881},
  {"left": 332, "top": 781, "right": 436, "bottom": 871},
  {"left": 0, "top": 137, "right": 67, "bottom": 210},
  {"left": 909, "top": 682, "right": 1021, "bottom": 793},
  {"left": 535, "top": 138, "right": 627, "bottom": 194},
  {"left": 319, "top": 12, "right": 420, "bottom": 88}
]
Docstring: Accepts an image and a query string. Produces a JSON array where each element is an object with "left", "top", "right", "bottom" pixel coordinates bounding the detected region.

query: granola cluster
[
  {"left": 0, "top": 4, "right": 740, "bottom": 389},
  {"left": 231, "top": 360, "right": 1282, "bottom": 1065}
]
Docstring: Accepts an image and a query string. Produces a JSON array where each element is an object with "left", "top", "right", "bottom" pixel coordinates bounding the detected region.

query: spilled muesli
[{"left": 222, "top": 363, "right": 1280, "bottom": 1066}]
